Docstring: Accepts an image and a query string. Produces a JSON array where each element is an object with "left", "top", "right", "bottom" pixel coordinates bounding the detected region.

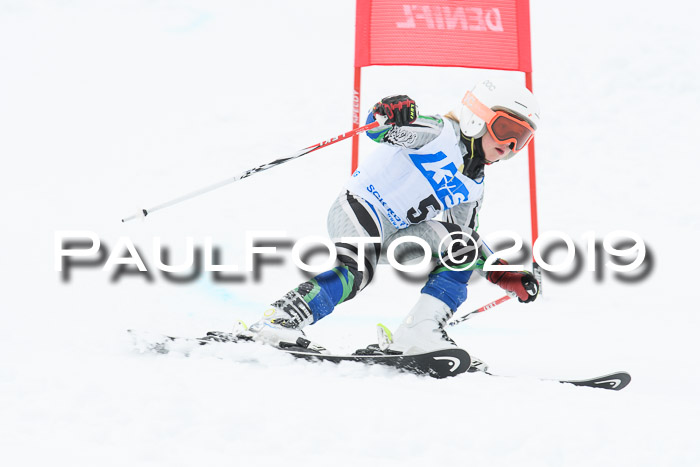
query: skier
[{"left": 241, "top": 77, "right": 541, "bottom": 355}]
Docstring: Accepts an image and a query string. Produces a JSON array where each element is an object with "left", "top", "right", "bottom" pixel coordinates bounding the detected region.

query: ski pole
[
  {"left": 121, "top": 120, "right": 381, "bottom": 223},
  {"left": 448, "top": 293, "right": 514, "bottom": 327}
]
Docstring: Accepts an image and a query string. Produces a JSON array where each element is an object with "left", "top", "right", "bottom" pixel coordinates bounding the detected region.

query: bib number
[{"left": 407, "top": 194, "right": 441, "bottom": 223}]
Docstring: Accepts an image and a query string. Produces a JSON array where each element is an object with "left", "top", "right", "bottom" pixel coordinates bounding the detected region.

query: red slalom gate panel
[
  {"left": 351, "top": 0, "right": 534, "bottom": 172},
  {"left": 354, "top": 0, "right": 531, "bottom": 72}
]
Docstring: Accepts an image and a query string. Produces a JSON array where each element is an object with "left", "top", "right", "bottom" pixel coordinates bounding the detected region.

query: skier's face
[{"left": 481, "top": 131, "right": 512, "bottom": 163}]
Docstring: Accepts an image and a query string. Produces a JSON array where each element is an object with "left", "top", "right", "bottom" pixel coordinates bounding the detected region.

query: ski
[
  {"left": 474, "top": 368, "right": 632, "bottom": 391},
  {"left": 127, "top": 330, "right": 471, "bottom": 379},
  {"left": 556, "top": 371, "right": 632, "bottom": 391},
  {"left": 283, "top": 345, "right": 471, "bottom": 379},
  {"left": 128, "top": 330, "right": 631, "bottom": 389}
]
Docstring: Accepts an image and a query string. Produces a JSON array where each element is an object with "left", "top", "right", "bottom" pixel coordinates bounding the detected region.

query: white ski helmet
[{"left": 459, "top": 77, "right": 540, "bottom": 159}]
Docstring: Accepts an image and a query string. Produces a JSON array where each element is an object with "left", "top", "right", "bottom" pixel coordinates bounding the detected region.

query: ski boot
[
  {"left": 356, "top": 294, "right": 461, "bottom": 356},
  {"left": 238, "top": 291, "right": 314, "bottom": 348},
  {"left": 355, "top": 294, "right": 489, "bottom": 370}
]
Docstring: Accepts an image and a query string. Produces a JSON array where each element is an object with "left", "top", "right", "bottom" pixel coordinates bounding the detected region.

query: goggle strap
[{"left": 462, "top": 90, "right": 497, "bottom": 124}]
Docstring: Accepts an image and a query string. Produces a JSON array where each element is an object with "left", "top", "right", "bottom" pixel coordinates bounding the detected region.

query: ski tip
[
  {"left": 608, "top": 371, "right": 632, "bottom": 391},
  {"left": 565, "top": 371, "right": 632, "bottom": 391},
  {"left": 598, "top": 371, "right": 632, "bottom": 391}
]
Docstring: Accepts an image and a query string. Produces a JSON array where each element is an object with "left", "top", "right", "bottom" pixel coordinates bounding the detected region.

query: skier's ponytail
[{"left": 444, "top": 111, "right": 460, "bottom": 123}]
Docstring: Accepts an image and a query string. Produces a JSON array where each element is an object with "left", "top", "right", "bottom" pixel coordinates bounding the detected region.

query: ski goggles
[{"left": 462, "top": 91, "right": 535, "bottom": 153}]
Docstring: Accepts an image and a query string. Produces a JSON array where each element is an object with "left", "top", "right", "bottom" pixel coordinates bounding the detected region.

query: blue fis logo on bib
[{"left": 409, "top": 152, "right": 470, "bottom": 209}]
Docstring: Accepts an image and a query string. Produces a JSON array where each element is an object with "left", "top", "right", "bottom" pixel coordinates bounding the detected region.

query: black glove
[
  {"left": 486, "top": 259, "right": 540, "bottom": 303},
  {"left": 372, "top": 95, "right": 417, "bottom": 126}
]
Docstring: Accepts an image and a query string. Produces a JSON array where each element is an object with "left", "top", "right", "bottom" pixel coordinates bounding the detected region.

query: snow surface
[{"left": 1, "top": 0, "right": 700, "bottom": 465}]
